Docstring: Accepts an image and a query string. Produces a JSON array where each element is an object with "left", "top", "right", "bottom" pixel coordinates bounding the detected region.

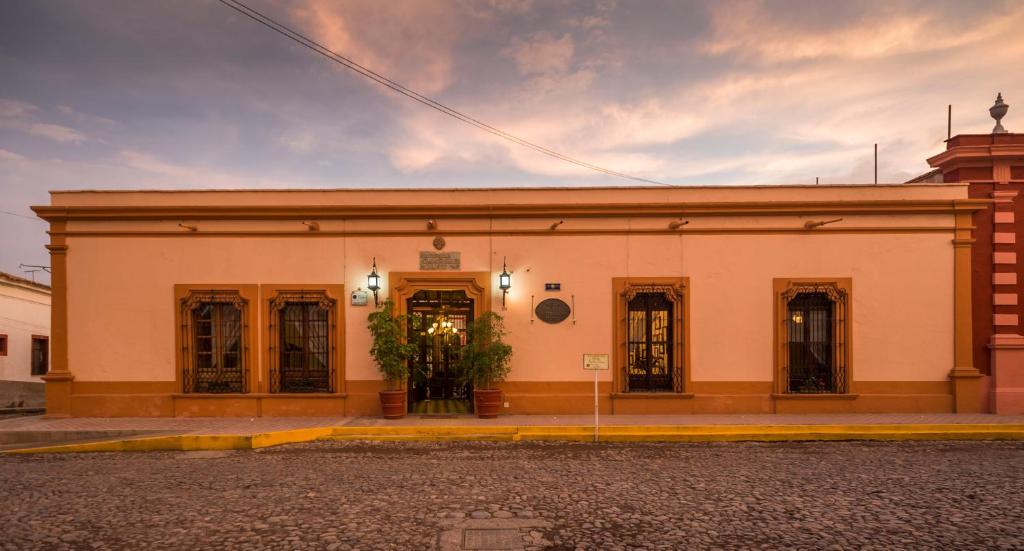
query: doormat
[{"left": 412, "top": 399, "right": 470, "bottom": 415}]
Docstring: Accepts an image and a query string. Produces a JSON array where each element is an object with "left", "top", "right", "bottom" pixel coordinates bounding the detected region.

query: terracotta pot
[
  {"left": 473, "top": 388, "right": 502, "bottom": 419},
  {"left": 379, "top": 390, "right": 407, "bottom": 419}
]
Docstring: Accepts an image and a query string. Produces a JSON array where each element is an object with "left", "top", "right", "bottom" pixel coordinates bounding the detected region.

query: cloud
[
  {"left": 27, "top": 123, "right": 87, "bottom": 144},
  {"left": 460, "top": 0, "right": 534, "bottom": 19},
  {"left": 56, "top": 104, "right": 117, "bottom": 127},
  {"left": 289, "top": 0, "right": 462, "bottom": 95},
  {"left": 0, "top": 148, "right": 27, "bottom": 162},
  {"left": 384, "top": 0, "right": 1024, "bottom": 184},
  {"left": 0, "top": 99, "right": 36, "bottom": 118},
  {"left": 278, "top": 130, "right": 317, "bottom": 155},
  {"left": 701, "top": 0, "right": 1024, "bottom": 63},
  {"left": 114, "top": 149, "right": 294, "bottom": 188},
  {"left": 385, "top": 67, "right": 807, "bottom": 180},
  {"left": 503, "top": 33, "right": 575, "bottom": 76},
  {"left": 4, "top": 0, "right": 1024, "bottom": 196},
  {"left": 0, "top": 99, "right": 90, "bottom": 143}
]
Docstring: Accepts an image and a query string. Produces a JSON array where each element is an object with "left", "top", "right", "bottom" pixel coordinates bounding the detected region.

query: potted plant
[
  {"left": 458, "top": 311, "right": 513, "bottom": 418},
  {"left": 367, "top": 299, "right": 417, "bottom": 419}
]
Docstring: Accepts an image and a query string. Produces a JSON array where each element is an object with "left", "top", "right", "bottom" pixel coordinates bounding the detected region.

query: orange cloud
[
  {"left": 503, "top": 33, "right": 575, "bottom": 75},
  {"left": 290, "top": 0, "right": 461, "bottom": 95},
  {"left": 702, "top": 0, "right": 1024, "bottom": 63}
]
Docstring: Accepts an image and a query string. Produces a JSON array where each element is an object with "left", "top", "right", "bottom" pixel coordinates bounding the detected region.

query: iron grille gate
[
  {"left": 407, "top": 290, "right": 474, "bottom": 408},
  {"left": 627, "top": 292, "right": 674, "bottom": 392},
  {"left": 786, "top": 291, "right": 846, "bottom": 393}
]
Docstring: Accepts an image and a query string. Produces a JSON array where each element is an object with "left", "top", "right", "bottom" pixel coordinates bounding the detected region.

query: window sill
[
  {"left": 173, "top": 393, "right": 348, "bottom": 399},
  {"left": 262, "top": 393, "right": 348, "bottom": 399},
  {"left": 771, "top": 393, "right": 858, "bottom": 400},
  {"left": 612, "top": 392, "right": 695, "bottom": 400}
]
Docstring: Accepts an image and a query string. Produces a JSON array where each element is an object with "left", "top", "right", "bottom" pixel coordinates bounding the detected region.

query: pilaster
[
  {"left": 989, "top": 190, "right": 1024, "bottom": 413},
  {"left": 41, "top": 224, "right": 73, "bottom": 418},
  {"left": 951, "top": 206, "right": 983, "bottom": 412}
]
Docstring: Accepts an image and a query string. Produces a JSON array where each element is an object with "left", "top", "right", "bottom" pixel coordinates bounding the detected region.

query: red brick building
[{"left": 923, "top": 94, "right": 1024, "bottom": 413}]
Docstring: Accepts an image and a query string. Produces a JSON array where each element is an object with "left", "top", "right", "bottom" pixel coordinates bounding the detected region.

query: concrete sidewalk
[
  {"left": 4, "top": 412, "right": 1024, "bottom": 434},
  {"left": 3, "top": 413, "right": 1024, "bottom": 453}
]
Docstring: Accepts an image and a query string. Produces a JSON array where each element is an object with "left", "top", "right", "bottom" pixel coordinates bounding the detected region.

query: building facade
[
  {"left": 0, "top": 272, "right": 51, "bottom": 409},
  {"left": 927, "top": 131, "right": 1024, "bottom": 413},
  {"left": 32, "top": 184, "right": 985, "bottom": 417}
]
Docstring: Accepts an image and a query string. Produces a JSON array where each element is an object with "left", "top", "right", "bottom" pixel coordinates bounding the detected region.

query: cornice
[
  {"left": 928, "top": 144, "right": 1024, "bottom": 168},
  {"left": 0, "top": 279, "right": 52, "bottom": 298},
  {"left": 44, "top": 227, "right": 960, "bottom": 238},
  {"left": 30, "top": 199, "right": 989, "bottom": 223}
]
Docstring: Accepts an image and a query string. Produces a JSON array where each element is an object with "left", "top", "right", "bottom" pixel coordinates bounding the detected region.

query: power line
[
  {"left": 215, "top": 0, "right": 671, "bottom": 187},
  {"left": 0, "top": 210, "right": 44, "bottom": 222}
]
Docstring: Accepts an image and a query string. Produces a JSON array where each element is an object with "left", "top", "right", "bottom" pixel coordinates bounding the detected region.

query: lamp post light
[
  {"left": 499, "top": 257, "right": 512, "bottom": 309},
  {"left": 367, "top": 257, "right": 381, "bottom": 306}
]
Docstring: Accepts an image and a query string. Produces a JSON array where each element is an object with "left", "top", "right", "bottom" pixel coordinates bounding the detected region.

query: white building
[{"left": 0, "top": 271, "right": 50, "bottom": 409}]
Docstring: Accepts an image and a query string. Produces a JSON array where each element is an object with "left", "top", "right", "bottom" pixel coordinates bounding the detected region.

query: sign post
[{"left": 582, "top": 354, "right": 609, "bottom": 442}]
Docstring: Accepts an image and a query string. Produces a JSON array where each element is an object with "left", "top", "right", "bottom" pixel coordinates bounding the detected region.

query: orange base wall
[{"left": 55, "top": 380, "right": 959, "bottom": 417}]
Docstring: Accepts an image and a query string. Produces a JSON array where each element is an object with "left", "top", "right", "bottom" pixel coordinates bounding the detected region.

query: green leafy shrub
[
  {"left": 458, "top": 311, "right": 513, "bottom": 390},
  {"left": 367, "top": 299, "right": 417, "bottom": 390}
]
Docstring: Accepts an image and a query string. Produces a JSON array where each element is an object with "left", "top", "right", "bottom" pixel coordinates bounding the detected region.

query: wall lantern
[
  {"left": 499, "top": 257, "right": 512, "bottom": 309},
  {"left": 367, "top": 257, "right": 381, "bottom": 306}
]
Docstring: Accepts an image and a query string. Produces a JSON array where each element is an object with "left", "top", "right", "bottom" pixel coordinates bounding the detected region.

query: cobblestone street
[{"left": 2, "top": 440, "right": 1023, "bottom": 550}]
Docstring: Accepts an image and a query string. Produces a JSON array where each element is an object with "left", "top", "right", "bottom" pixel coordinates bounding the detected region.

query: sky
[{"left": 2, "top": 0, "right": 1023, "bottom": 284}]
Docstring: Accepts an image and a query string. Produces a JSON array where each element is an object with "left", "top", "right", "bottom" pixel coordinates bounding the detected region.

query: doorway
[{"left": 406, "top": 289, "right": 474, "bottom": 414}]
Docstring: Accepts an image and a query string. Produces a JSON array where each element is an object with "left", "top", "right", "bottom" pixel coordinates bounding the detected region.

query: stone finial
[{"left": 990, "top": 92, "right": 1009, "bottom": 134}]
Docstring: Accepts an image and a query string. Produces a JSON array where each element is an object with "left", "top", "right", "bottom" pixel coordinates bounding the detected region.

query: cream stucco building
[
  {"left": 31, "top": 184, "right": 986, "bottom": 417},
  {"left": 0, "top": 272, "right": 50, "bottom": 408}
]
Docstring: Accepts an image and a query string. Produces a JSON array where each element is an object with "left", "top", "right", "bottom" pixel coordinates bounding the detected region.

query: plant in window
[
  {"left": 458, "top": 311, "right": 513, "bottom": 418},
  {"left": 367, "top": 298, "right": 417, "bottom": 418},
  {"left": 798, "top": 376, "right": 827, "bottom": 393}
]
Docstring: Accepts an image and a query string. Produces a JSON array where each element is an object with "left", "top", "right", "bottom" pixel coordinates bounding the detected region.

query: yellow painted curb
[{"left": 4, "top": 423, "right": 1023, "bottom": 454}]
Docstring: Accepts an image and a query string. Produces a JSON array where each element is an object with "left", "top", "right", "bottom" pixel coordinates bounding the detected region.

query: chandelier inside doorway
[{"left": 427, "top": 313, "right": 459, "bottom": 337}]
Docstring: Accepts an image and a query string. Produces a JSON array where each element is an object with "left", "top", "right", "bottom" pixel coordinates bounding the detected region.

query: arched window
[
  {"left": 180, "top": 291, "right": 248, "bottom": 393},
  {"left": 778, "top": 281, "right": 850, "bottom": 394}
]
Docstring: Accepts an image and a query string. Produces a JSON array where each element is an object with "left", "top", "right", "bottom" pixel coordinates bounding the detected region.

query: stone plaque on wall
[
  {"left": 535, "top": 298, "right": 571, "bottom": 324},
  {"left": 419, "top": 251, "right": 460, "bottom": 270}
]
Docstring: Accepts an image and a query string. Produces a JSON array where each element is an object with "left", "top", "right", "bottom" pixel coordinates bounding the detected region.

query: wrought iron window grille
[
  {"left": 622, "top": 284, "right": 685, "bottom": 393},
  {"left": 268, "top": 290, "right": 337, "bottom": 394},
  {"left": 180, "top": 290, "right": 249, "bottom": 394},
  {"left": 780, "top": 283, "right": 849, "bottom": 394}
]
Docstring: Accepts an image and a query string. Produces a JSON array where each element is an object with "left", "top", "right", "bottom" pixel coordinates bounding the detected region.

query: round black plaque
[{"left": 535, "top": 298, "right": 571, "bottom": 324}]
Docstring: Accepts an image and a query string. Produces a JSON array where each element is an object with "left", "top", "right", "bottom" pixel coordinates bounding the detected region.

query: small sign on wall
[
  {"left": 351, "top": 290, "right": 369, "bottom": 306},
  {"left": 583, "top": 354, "right": 609, "bottom": 370},
  {"left": 545, "top": 283, "right": 561, "bottom": 291},
  {"left": 419, "top": 251, "right": 461, "bottom": 270}
]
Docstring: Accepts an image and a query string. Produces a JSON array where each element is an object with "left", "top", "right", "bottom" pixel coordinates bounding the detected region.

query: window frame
[
  {"left": 0, "top": 334, "right": 7, "bottom": 356},
  {"left": 773, "top": 278, "right": 853, "bottom": 395},
  {"left": 612, "top": 277, "right": 689, "bottom": 394},
  {"left": 30, "top": 335, "right": 49, "bottom": 376},
  {"left": 174, "top": 285, "right": 258, "bottom": 394},
  {"left": 263, "top": 285, "right": 345, "bottom": 395},
  {"left": 182, "top": 292, "right": 248, "bottom": 393}
]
